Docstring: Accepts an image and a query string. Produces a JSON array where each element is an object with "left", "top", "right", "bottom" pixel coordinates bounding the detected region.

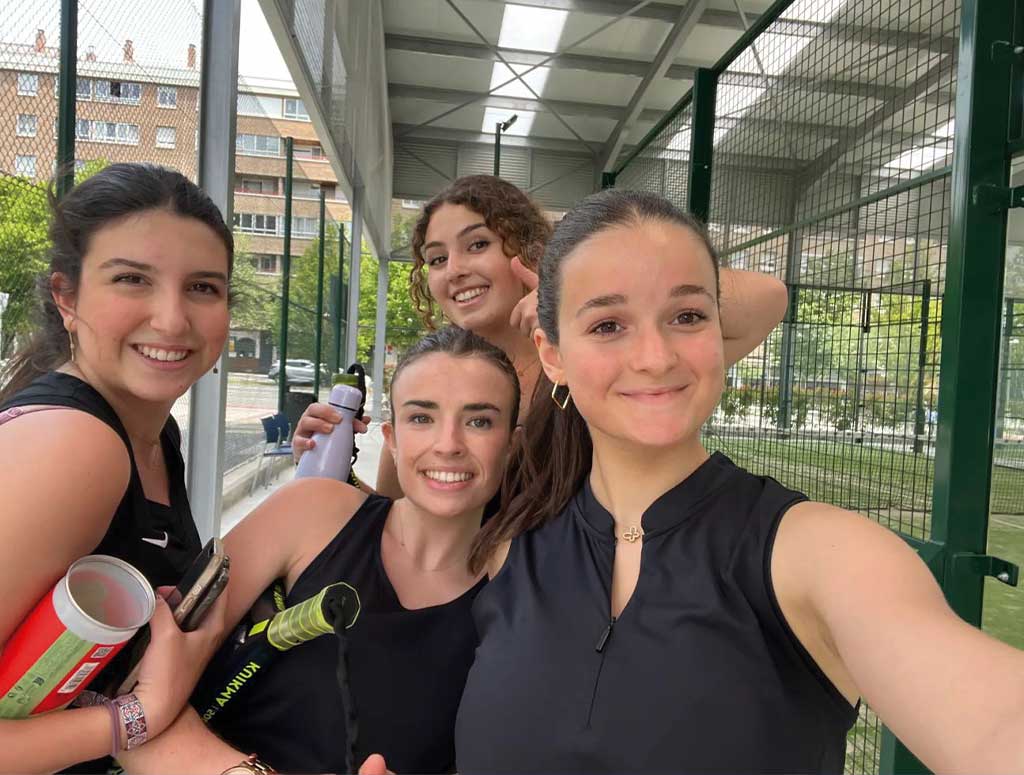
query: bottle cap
[
  {"left": 327, "top": 384, "right": 363, "bottom": 413},
  {"left": 332, "top": 373, "right": 359, "bottom": 388}
]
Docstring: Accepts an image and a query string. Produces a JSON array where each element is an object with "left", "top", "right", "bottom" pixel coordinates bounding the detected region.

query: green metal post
[
  {"left": 880, "top": 0, "right": 1015, "bottom": 770},
  {"left": 277, "top": 137, "right": 294, "bottom": 414},
  {"left": 56, "top": 0, "right": 78, "bottom": 199},
  {"left": 995, "top": 297, "right": 1014, "bottom": 440},
  {"left": 335, "top": 227, "right": 346, "bottom": 371},
  {"left": 913, "top": 280, "right": 932, "bottom": 454},
  {"left": 313, "top": 190, "right": 326, "bottom": 399},
  {"left": 601, "top": 171, "right": 617, "bottom": 189},
  {"left": 687, "top": 68, "right": 717, "bottom": 223}
]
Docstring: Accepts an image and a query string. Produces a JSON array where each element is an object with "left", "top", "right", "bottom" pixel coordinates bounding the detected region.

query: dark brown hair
[
  {"left": 0, "top": 163, "right": 234, "bottom": 403},
  {"left": 408, "top": 175, "right": 553, "bottom": 329},
  {"left": 470, "top": 189, "right": 720, "bottom": 572},
  {"left": 389, "top": 324, "right": 521, "bottom": 431}
]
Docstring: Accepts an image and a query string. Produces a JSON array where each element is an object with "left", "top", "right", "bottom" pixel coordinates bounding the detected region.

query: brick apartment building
[{"left": 1, "top": 28, "right": 353, "bottom": 371}]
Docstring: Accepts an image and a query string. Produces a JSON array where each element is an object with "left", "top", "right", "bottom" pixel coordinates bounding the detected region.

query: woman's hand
[
  {"left": 292, "top": 403, "right": 370, "bottom": 464},
  {"left": 509, "top": 257, "right": 540, "bottom": 338},
  {"left": 358, "top": 753, "right": 393, "bottom": 774},
  {"left": 130, "top": 586, "right": 228, "bottom": 738}
]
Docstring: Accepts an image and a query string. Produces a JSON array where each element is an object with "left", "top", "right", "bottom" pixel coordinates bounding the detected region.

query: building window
[
  {"left": 292, "top": 143, "right": 323, "bottom": 159},
  {"left": 76, "top": 118, "right": 91, "bottom": 140},
  {"left": 17, "top": 73, "right": 39, "bottom": 96},
  {"left": 16, "top": 113, "right": 38, "bottom": 137},
  {"left": 237, "top": 93, "right": 283, "bottom": 118},
  {"left": 77, "top": 77, "right": 92, "bottom": 100},
  {"left": 155, "top": 126, "right": 176, "bottom": 149},
  {"left": 401, "top": 199, "right": 422, "bottom": 209},
  {"left": 283, "top": 98, "right": 309, "bottom": 120},
  {"left": 157, "top": 86, "right": 177, "bottom": 108},
  {"left": 14, "top": 155, "right": 37, "bottom": 177},
  {"left": 93, "top": 80, "right": 142, "bottom": 104},
  {"left": 292, "top": 216, "right": 317, "bottom": 236},
  {"left": 87, "top": 121, "right": 140, "bottom": 145},
  {"left": 233, "top": 213, "right": 278, "bottom": 235},
  {"left": 250, "top": 254, "right": 280, "bottom": 273},
  {"left": 236, "top": 176, "right": 277, "bottom": 195},
  {"left": 236, "top": 133, "right": 281, "bottom": 157}
]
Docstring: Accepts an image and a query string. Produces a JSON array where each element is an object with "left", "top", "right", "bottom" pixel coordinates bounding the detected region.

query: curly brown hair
[{"left": 408, "top": 175, "right": 553, "bottom": 329}]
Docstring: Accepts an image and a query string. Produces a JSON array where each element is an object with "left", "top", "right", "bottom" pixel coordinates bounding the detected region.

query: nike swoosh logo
[{"left": 141, "top": 531, "right": 169, "bottom": 549}]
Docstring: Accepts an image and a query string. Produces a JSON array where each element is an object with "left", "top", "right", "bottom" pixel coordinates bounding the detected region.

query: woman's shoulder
[{"left": 242, "top": 477, "right": 376, "bottom": 548}]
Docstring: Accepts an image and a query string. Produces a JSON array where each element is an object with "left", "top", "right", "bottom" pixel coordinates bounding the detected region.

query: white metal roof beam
[
  {"left": 390, "top": 82, "right": 664, "bottom": 122},
  {"left": 598, "top": 0, "right": 707, "bottom": 172},
  {"left": 393, "top": 123, "right": 598, "bottom": 153},
  {"left": 477, "top": 0, "right": 955, "bottom": 53},
  {"left": 385, "top": 34, "right": 954, "bottom": 103}
]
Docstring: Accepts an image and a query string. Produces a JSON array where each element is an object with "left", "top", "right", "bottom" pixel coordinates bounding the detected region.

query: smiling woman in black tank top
[
  {"left": 0, "top": 164, "right": 234, "bottom": 773},
  {"left": 120, "top": 326, "right": 521, "bottom": 774}
]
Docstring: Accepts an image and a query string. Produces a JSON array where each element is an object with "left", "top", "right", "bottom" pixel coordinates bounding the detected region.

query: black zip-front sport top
[{"left": 455, "top": 452, "right": 857, "bottom": 774}]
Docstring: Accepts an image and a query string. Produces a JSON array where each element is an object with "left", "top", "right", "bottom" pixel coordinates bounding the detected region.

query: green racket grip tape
[{"left": 265, "top": 582, "right": 360, "bottom": 651}]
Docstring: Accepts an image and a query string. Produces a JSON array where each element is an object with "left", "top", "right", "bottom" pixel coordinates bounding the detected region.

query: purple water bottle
[{"left": 295, "top": 381, "right": 363, "bottom": 482}]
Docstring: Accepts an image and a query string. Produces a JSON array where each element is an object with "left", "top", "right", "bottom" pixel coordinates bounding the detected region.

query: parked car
[{"left": 267, "top": 359, "right": 330, "bottom": 385}]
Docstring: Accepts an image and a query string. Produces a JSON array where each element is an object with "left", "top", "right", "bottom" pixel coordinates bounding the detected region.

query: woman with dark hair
[
  {"left": 0, "top": 164, "right": 231, "bottom": 773},
  {"left": 439, "top": 189, "right": 1024, "bottom": 774},
  {"left": 118, "top": 326, "right": 521, "bottom": 775},
  {"left": 293, "top": 175, "right": 789, "bottom": 498}
]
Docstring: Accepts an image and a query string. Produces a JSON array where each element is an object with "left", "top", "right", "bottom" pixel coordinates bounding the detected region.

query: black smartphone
[
  {"left": 169, "top": 537, "right": 230, "bottom": 632},
  {"left": 112, "top": 538, "right": 230, "bottom": 694}
]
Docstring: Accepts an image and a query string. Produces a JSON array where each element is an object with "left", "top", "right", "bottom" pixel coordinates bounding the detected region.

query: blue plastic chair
[{"left": 250, "top": 412, "right": 293, "bottom": 494}]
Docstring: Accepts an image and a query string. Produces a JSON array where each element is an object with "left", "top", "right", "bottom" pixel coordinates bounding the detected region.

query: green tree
[{"left": 0, "top": 161, "right": 107, "bottom": 357}]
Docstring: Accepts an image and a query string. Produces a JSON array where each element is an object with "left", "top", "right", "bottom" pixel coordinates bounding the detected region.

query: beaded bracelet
[{"left": 112, "top": 693, "right": 148, "bottom": 750}]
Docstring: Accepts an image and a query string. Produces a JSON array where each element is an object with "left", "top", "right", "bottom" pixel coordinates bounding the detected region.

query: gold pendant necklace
[{"left": 621, "top": 525, "right": 644, "bottom": 543}]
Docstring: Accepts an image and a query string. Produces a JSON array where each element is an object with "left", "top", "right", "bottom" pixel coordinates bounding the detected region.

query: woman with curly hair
[{"left": 294, "top": 175, "right": 788, "bottom": 498}]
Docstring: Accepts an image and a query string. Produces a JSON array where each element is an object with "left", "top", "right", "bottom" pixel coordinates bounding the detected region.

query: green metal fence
[{"left": 611, "top": 0, "right": 1021, "bottom": 773}]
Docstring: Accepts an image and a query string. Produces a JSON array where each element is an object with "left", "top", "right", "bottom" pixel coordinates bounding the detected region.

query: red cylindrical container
[{"left": 0, "top": 555, "right": 155, "bottom": 717}]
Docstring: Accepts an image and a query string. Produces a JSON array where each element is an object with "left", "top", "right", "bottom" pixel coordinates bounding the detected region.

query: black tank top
[
  {"left": 208, "top": 494, "right": 486, "bottom": 774},
  {"left": 1, "top": 371, "right": 201, "bottom": 774},
  {"left": 456, "top": 452, "right": 857, "bottom": 774},
  {"left": 0, "top": 371, "right": 200, "bottom": 586}
]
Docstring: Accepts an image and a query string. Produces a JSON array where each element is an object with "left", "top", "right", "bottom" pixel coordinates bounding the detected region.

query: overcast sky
[{"left": 1, "top": 0, "right": 293, "bottom": 85}]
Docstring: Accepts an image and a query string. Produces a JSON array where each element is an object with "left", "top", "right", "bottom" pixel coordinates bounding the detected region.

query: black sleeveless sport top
[
  {"left": 456, "top": 452, "right": 857, "bottom": 774},
  {"left": 1, "top": 371, "right": 201, "bottom": 774},
  {"left": 208, "top": 494, "right": 486, "bottom": 774},
  {"left": 0, "top": 371, "right": 200, "bottom": 586}
]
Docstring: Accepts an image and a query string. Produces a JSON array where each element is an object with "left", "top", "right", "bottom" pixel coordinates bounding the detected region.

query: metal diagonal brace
[
  {"left": 972, "top": 183, "right": 1024, "bottom": 212},
  {"left": 950, "top": 552, "right": 1020, "bottom": 586}
]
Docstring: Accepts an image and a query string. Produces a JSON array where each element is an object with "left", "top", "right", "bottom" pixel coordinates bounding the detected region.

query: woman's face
[
  {"left": 422, "top": 203, "right": 529, "bottom": 336},
  {"left": 55, "top": 208, "right": 230, "bottom": 409},
  {"left": 537, "top": 220, "right": 725, "bottom": 452},
  {"left": 383, "top": 352, "right": 515, "bottom": 519}
]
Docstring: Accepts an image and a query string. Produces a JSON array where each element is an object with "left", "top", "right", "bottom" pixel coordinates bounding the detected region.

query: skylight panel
[
  {"left": 884, "top": 145, "right": 952, "bottom": 172},
  {"left": 497, "top": 6, "right": 568, "bottom": 52},
  {"left": 482, "top": 5, "right": 568, "bottom": 136}
]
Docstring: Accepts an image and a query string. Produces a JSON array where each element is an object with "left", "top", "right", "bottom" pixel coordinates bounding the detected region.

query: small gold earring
[
  {"left": 551, "top": 381, "right": 571, "bottom": 410},
  {"left": 67, "top": 329, "right": 76, "bottom": 362}
]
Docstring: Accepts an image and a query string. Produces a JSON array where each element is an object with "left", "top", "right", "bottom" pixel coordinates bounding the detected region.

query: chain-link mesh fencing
[
  {"left": 0, "top": 1, "right": 62, "bottom": 368},
  {"left": 1, "top": 0, "right": 203, "bottom": 453}
]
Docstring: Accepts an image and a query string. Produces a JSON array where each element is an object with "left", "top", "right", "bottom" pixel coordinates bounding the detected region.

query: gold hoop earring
[
  {"left": 67, "top": 329, "right": 76, "bottom": 362},
  {"left": 551, "top": 382, "right": 571, "bottom": 411}
]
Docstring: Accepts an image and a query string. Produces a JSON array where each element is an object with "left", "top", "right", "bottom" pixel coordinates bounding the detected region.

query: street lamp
[{"left": 493, "top": 114, "right": 518, "bottom": 177}]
